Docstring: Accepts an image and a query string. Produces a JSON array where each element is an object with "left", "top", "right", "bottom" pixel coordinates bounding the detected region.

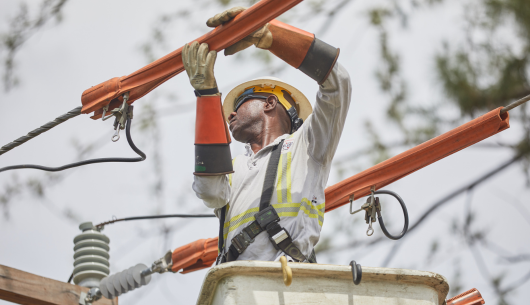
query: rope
[{"left": 0, "top": 106, "right": 83, "bottom": 156}]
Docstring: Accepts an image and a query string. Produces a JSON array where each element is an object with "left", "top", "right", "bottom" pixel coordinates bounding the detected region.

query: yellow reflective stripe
[
  {"left": 316, "top": 202, "right": 326, "bottom": 214},
  {"left": 286, "top": 152, "right": 292, "bottom": 202},
  {"left": 276, "top": 151, "right": 293, "bottom": 203},
  {"left": 223, "top": 206, "right": 260, "bottom": 240},
  {"left": 277, "top": 212, "right": 299, "bottom": 218},
  {"left": 228, "top": 158, "right": 236, "bottom": 187},
  {"left": 276, "top": 154, "right": 284, "bottom": 203},
  {"left": 223, "top": 200, "right": 325, "bottom": 240}
]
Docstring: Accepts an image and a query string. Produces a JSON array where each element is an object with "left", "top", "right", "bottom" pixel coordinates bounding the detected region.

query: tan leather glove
[
  {"left": 182, "top": 42, "right": 218, "bottom": 92},
  {"left": 206, "top": 7, "right": 272, "bottom": 56}
]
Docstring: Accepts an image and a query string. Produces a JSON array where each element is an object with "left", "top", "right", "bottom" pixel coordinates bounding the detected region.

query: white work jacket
[{"left": 193, "top": 62, "right": 352, "bottom": 261}]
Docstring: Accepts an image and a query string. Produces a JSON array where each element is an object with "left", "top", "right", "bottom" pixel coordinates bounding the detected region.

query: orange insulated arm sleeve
[
  {"left": 194, "top": 96, "right": 233, "bottom": 176},
  {"left": 268, "top": 20, "right": 340, "bottom": 85}
]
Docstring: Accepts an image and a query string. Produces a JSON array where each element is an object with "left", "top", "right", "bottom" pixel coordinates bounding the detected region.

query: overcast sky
[{"left": 1, "top": 0, "right": 529, "bottom": 304}]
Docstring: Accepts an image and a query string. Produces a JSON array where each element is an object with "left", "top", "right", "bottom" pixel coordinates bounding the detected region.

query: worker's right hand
[
  {"left": 206, "top": 7, "right": 273, "bottom": 56},
  {"left": 182, "top": 42, "right": 218, "bottom": 92}
]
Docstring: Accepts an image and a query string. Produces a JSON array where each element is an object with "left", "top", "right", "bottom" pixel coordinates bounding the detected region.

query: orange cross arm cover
[
  {"left": 324, "top": 107, "right": 509, "bottom": 212},
  {"left": 81, "top": 0, "right": 303, "bottom": 119},
  {"left": 171, "top": 107, "right": 509, "bottom": 273}
]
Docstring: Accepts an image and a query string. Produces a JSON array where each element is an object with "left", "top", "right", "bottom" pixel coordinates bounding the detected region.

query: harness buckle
[
  {"left": 266, "top": 222, "right": 292, "bottom": 251},
  {"left": 231, "top": 229, "right": 255, "bottom": 254},
  {"left": 254, "top": 206, "right": 280, "bottom": 230}
]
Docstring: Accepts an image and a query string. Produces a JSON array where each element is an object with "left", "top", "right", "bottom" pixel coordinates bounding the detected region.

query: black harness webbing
[{"left": 217, "top": 140, "right": 317, "bottom": 264}]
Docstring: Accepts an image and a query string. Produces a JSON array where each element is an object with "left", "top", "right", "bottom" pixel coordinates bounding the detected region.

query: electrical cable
[
  {"left": 500, "top": 93, "right": 530, "bottom": 114},
  {"left": 65, "top": 213, "right": 216, "bottom": 283},
  {"left": 0, "top": 106, "right": 145, "bottom": 173},
  {"left": 373, "top": 190, "right": 409, "bottom": 240},
  {"left": 95, "top": 214, "right": 216, "bottom": 228},
  {"left": 0, "top": 106, "right": 83, "bottom": 156}
]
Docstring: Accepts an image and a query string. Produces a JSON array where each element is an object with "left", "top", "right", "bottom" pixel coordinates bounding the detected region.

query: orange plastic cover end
[
  {"left": 171, "top": 238, "right": 218, "bottom": 274},
  {"left": 446, "top": 288, "right": 485, "bottom": 305},
  {"left": 195, "top": 96, "right": 231, "bottom": 145}
]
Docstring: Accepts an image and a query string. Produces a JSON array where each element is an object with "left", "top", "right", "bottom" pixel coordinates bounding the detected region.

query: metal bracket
[
  {"left": 78, "top": 288, "right": 101, "bottom": 305},
  {"left": 78, "top": 292, "right": 88, "bottom": 305},
  {"left": 101, "top": 104, "right": 113, "bottom": 121}
]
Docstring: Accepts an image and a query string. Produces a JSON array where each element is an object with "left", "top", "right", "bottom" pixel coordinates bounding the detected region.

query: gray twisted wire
[{"left": 0, "top": 106, "right": 82, "bottom": 156}]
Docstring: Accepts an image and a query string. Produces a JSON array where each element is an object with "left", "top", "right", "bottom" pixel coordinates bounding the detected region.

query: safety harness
[{"left": 217, "top": 140, "right": 316, "bottom": 264}]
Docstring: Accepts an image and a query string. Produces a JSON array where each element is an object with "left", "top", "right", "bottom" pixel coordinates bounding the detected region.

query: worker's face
[{"left": 228, "top": 98, "right": 265, "bottom": 142}]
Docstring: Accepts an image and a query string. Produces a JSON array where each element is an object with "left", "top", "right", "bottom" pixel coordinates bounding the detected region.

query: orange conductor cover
[
  {"left": 81, "top": 0, "right": 303, "bottom": 119},
  {"left": 171, "top": 238, "right": 218, "bottom": 274},
  {"left": 446, "top": 288, "right": 485, "bottom": 305},
  {"left": 170, "top": 108, "right": 509, "bottom": 273}
]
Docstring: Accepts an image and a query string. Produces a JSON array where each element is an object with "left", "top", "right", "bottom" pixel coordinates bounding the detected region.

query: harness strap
[
  {"left": 217, "top": 205, "right": 227, "bottom": 263},
  {"left": 219, "top": 140, "right": 316, "bottom": 264},
  {"left": 259, "top": 141, "right": 283, "bottom": 211}
]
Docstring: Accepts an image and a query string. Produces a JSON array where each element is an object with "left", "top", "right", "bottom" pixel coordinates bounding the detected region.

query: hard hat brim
[{"left": 223, "top": 77, "right": 312, "bottom": 123}]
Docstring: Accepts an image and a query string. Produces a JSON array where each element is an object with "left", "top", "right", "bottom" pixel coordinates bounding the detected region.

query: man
[{"left": 183, "top": 7, "right": 351, "bottom": 263}]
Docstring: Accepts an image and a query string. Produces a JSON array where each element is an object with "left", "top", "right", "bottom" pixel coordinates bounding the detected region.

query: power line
[
  {"left": 0, "top": 112, "right": 145, "bottom": 173},
  {"left": 95, "top": 213, "right": 216, "bottom": 228},
  {"left": 0, "top": 106, "right": 82, "bottom": 156}
]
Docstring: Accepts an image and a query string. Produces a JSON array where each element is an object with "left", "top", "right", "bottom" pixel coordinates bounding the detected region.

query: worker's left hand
[
  {"left": 182, "top": 42, "right": 218, "bottom": 91},
  {"left": 206, "top": 7, "right": 273, "bottom": 56}
]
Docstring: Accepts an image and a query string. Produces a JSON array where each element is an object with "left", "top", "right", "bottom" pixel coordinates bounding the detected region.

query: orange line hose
[
  {"left": 80, "top": 0, "right": 303, "bottom": 119},
  {"left": 171, "top": 107, "right": 510, "bottom": 273}
]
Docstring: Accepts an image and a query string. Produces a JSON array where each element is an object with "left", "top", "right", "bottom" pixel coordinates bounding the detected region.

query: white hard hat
[{"left": 223, "top": 77, "right": 312, "bottom": 123}]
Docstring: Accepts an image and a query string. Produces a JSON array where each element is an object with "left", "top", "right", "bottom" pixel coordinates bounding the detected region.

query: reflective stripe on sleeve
[{"left": 276, "top": 151, "right": 293, "bottom": 203}]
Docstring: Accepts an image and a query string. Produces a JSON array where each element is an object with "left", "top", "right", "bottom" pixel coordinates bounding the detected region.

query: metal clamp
[
  {"left": 350, "top": 186, "right": 380, "bottom": 236},
  {"left": 349, "top": 187, "right": 409, "bottom": 240},
  {"left": 112, "top": 92, "right": 131, "bottom": 142},
  {"left": 78, "top": 288, "right": 102, "bottom": 305},
  {"left": 99, "top": 92, "right": 131, "bottom": 142},
  {"left": 141, "top": 250, "right": 173, "bottom": 277}
]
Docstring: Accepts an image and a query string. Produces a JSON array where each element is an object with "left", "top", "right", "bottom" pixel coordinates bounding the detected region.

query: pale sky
[{"left": 1, "top": 0, "right": 529, "bottom": 304}]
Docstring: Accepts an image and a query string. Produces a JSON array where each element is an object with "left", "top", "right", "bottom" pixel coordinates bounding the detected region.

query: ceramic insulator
[
  {"left": 73, "top": 222, "right": 110, "bottom": 288},
  {"left": 99, "top": 263, "right": 151, "bottom": 299}
]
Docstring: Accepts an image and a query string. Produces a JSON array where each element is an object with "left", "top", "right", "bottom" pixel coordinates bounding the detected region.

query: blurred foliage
[
  {"left": 1, "top": 0, "right": 530, "bottom": 304},
  {"left": 0, "top": 0, "right": 68, "bottom": 91}
]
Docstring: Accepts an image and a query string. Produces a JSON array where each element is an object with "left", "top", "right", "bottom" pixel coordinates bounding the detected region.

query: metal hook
[
  {"left": 349, "top": 260, "right": 362, "bottom": 285},
  {"left": 366, "top": 218, "right": 374, "bottom": 236},
  {"left": 112, "top": 127, "right": 120, "bottom": 142},
  {"left": 280, "top": 256, "right": 292, "bottom": 287}
]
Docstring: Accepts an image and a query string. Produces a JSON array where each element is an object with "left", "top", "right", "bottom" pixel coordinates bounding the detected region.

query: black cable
[
  {"left": 64, "top": 213, "right": 216, "bottom": 282},
  {"left": 95, "top": 213, "right": 216, "bottom": 228},
  {"left": 0, "top": 106, "right": 145, "bottom": 173},
  {"left": 374, "top": 190, "right": 409, "bottom": 240}
]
